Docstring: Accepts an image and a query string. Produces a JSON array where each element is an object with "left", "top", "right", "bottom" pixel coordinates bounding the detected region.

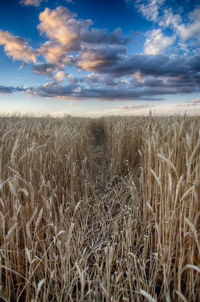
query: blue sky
[{"left": 0, "top": 0, "right": 200, "bottom": 116}]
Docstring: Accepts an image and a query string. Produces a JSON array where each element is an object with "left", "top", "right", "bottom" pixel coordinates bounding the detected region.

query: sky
[{"left": 0, "top": 0, "right": 200, "bottom": 117}]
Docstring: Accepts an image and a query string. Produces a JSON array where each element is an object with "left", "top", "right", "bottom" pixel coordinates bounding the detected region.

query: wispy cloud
[
  {"left": 179, "top": 98, "right": 200, "bottom": 106},
  {"left": 144, "top": 29, "right": 175, "bottom": 54},
  {"left": 160, "top": 7, "right": 200, "bottom": 52},
  {"left": 20, "top": 0, "right": 44, "bottom": 7},
  {"left": 134, "top": 1, "right": 200, "bottom": 53},
  {"left": 66, "top": 102, "right": 200, "bottom": 118},
  {"left": 136, "top": 0, "right": 164, "bottom": 22},
  {"left": 119, "top": 104, "right": 150, "bottom": 110},
  {"left": 189, "top": 98, "right": 200, "bottom": 105},
  {"left": 161, "top": 7, "right": 200, "bottom": 41}
]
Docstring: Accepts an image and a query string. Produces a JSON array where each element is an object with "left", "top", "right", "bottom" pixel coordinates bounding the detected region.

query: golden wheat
[{"left": 0, "top": 114, "right": 199, "bottom": 301}]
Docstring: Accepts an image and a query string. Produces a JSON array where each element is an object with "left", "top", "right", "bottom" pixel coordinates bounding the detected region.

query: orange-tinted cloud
[
  {"left": 37, "top": 7, "right": 129, "bottom": 66},
  {"left": 0, "top": 29, "right": 37, "bottom": 63},
  {"left": 20, "top": 0, "right": 44, "bottom": 7}
]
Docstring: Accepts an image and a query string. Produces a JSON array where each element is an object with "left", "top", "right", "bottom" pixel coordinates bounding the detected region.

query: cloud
[
  {"left": 179, "top": 98, "right": 200, "bottom": 106},
  {"left": 25, "top": 76, "right": 192, "bottom": 101},
  {"left": 69, "top": 102, "right": 200, "bottom": 118},
  {"left": 119, "top": 104, "right": 150, "bottom": 110},
  {"left": 151, "top": 103, "right": 200, "bottom": 115},
  {"left": 78, "top": 46, "right": 127, "bottom": 72},
  {"left": 25, "top": 50, "right": 200, "bottom": 101},
  {"left": 138, "top": 2, "right": 200, "bottom": 53},
  {"left": 55, "top": 71, "right": 65, "bottom": 81},
  {"left": 189, "top": 98, "right": 200, "bottom": 105},
  {"left": 81, "top": 28, "right": 131, "bottom": 45},
  {"left": 37, "top": 7, "right": 130, "bottom": 65},
  {"left": 17, "top": 62, "right": 27, "bottom": 70},
  {"left": 82, "top": 73, "right": 116, "bottom": 86},
  {"left": 32, "top": 63, "right": 58, "bottom": 75},
  {"left": 134, "top": 1, "right": 200, "bottom": 53},
  {"left": 38, "top": 7, "right": 129, "bottom": 47},
  {"left": 20, "top": 0, "right": 44, "bottom": 6},
  {"left": 39, "top": 42, "right": 76, "bottom": 65},
  {"left": 136, "top": 0, "right": 164, "bottom": 22},
  {"left": 37, "top": 7, "right": 83, "bottom": 64},
  {"left": 66, "top": 73, "right": 78, "bottom": 84},
  {"left": 0, "top": 4, "right": 199, "bottom": 105},
  {"left": 0, "top": 29, "right": 37, "bottom": 63},
  {"left": 161, "top": 7, "right": 200, "bottom": 43},
  {"left": 38, "top": 7, "right": 81, "bottom": 46},
  {"left": 0, "top": 85, "right": 24, "bottom": 94},
  {"left": 144, "top": 29, "right": 175, "bottom": 54},
  {"left": 77, "top": 50, "right": 200, "bottom": 85}
]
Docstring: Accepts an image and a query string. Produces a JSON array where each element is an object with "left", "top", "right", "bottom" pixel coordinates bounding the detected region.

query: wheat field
[{"left": 0, "top": 114, "right": 199, "bottom": 301}]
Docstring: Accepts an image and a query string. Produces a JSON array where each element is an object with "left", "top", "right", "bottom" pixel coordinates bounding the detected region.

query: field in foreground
[{"left": 0, "top": 115, "right": 199, "bottom": 301}]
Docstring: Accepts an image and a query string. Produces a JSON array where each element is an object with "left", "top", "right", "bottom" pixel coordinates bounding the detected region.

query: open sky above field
[{"left": 0, "top": 0, "right": 200, "bottom": 116}]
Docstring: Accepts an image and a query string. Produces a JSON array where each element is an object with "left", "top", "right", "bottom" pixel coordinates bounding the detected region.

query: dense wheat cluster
[{"left": 0, "top": 115, "right": 199, "bottom": 301}]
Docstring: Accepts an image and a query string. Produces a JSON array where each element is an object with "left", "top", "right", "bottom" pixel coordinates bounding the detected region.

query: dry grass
[{"left": 0, "top": 114, "right": 199, "bottom": 301}]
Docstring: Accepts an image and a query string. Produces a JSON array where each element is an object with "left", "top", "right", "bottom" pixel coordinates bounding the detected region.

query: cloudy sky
[{"left": 0, "top": 0, "right": 200, "bottom": 116}]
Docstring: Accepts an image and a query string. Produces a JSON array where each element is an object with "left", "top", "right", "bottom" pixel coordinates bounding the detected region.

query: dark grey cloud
[
  {"left": 0, "top": 86, "right": 24, "bottom": 94},
  {"left": 81, "top": 28, "right": 131, "bottom": 45},
  {"left": 190, "top": 55, "right": 200, "bottom": 71},
  {"left": 77, "top": 46, "right": 127, "bottom": 72},
  {"left": 26, "top": 75, "right": 196, "bottom": 101},
  {"left": 78, "top": 51, "right": 190, "bottom": 77},
  {"left": 78, "top": 51, "right": 200, "bottom": 93},
  {"left": 26, "top": 47, "right": 200, "bottom": 101},
  {"left": 32, "top": 63, "right": 59, "bottom": 75}
]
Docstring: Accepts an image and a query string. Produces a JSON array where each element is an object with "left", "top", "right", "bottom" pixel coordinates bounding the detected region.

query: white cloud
[
  {"left": 135, "top": 1, "right": 200, "bottom": 53},
  {"left": 161, "top": 8, "right": 200, "bottom": 42},
  {"left": 136, "top": 0, "right": 164, "bottom": 22},
  {"left": 159, "top": 6, "right": 200, "bottom": 52},
  {"left": 178, "top": 8, "right": 200, "bottom": 42},
  {"left": 20, "top": 0, "right": 44, "bottom": 6},
  {"left": 55, "top": 71, "right": 65, "bottom": 82},
  {"left": 144, "top": 29, "right": 175, "bottom": 54},
  {"left": 0, "top": 29, "right": 37, "bottom": 63}
]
